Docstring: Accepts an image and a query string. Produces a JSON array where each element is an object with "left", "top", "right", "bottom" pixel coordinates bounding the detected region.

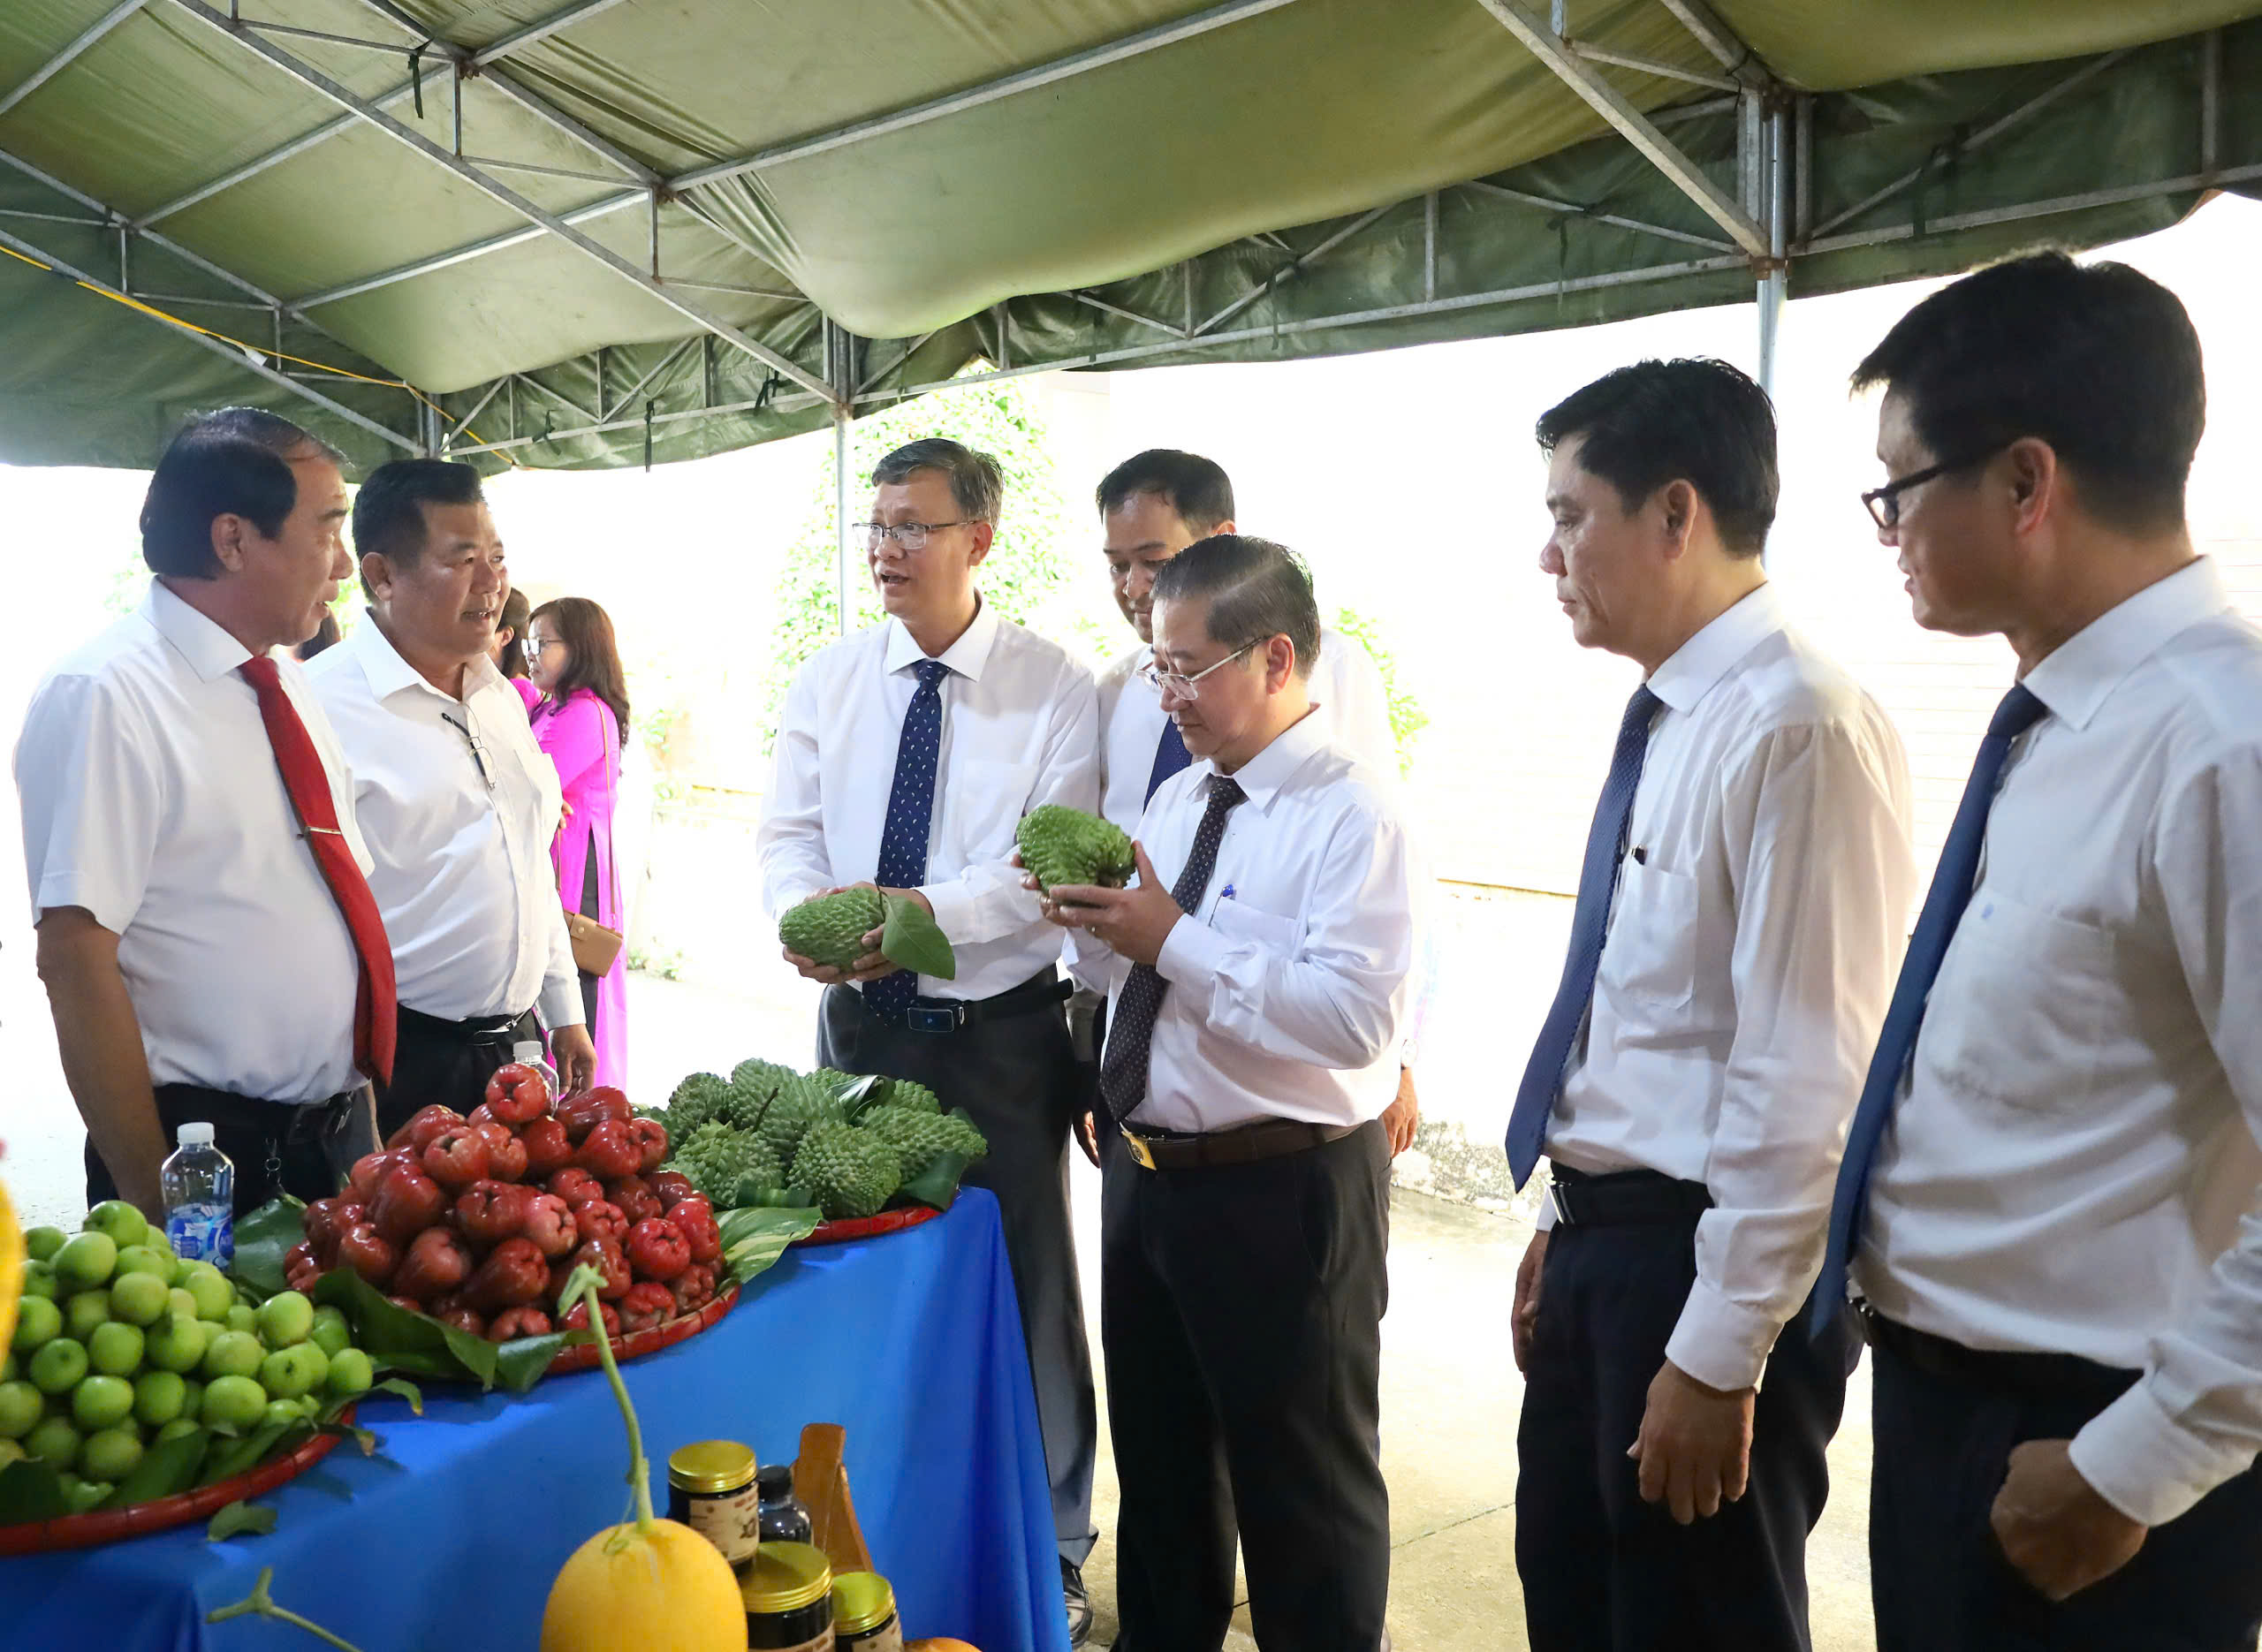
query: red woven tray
[
  {"left": 546, "top": 1283, "right": 740, "bottom": 1375},
  {"left": 794, "top": 1205, "right": 941, "bottom": 1247},
  {"left": 0, "top": 1407, "right": 353, "bottom": 1557}
]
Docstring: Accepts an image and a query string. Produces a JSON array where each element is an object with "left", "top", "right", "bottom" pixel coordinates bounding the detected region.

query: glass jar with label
[
  {"left": 744, "top": 1541, "right": 834, "bottom": 1651},
  {"left": 831, "top": 1571, "right": 903, "bottom": 1652},
  {"left": 666, "top": 1440, "right": 762, "bottom": 1572}
]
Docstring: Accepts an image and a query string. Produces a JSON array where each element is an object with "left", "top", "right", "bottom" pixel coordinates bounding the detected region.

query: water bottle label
[{"left": 167, "top": 1204, "right": 235, "bottom": 1269}]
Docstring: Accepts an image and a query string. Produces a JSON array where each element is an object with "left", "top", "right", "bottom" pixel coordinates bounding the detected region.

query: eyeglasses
[
  {"left": 859, "top": 520, "right": 971, "bottom": 551},
  {"left": 1138, "top": 641, "right": 1256, "bottom": 702},
  {"left": 439, "top": 709, "right": 496, "bottom": 792},
  {"left": 1860, "top": 443, "right": 2008, "bottom": 531},
  {"left": 521, "top": 636, "right": 558, "bottom": 661}
]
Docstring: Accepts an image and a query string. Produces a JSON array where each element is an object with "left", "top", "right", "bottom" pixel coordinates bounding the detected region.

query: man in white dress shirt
[
  {"left": 1043, "top": 534, "right": 1417, "bottom": 1651},
  {"left": 1503, "top": 360, "right": 1917, "bottom": 1650},
  {"left": 1820, "top": 253, "right": 2262, "bottom": 1649},
  {"left": 1087, "top": 448, "right": 1420, "bottom": 1161},
  {"left": 17, "top": 408, "right": 389, "bottom": 1216},
  {"left": 757, "top": 437, "right": 1102, "bottom": 1641},
  {"left": 307, "top": 460, "right": 595, "bottom": 1138}
]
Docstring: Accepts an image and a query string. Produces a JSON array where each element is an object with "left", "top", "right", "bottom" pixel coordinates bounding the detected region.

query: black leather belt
[
  {"left": 399, "top": 1005, "right": 533, "bottom": 1046},
  {"left": 1120, "top": 1117, "right": 1367, "bottom": 1172},
  {"left": 1862, "top": 1309, "right": 2140, "bottom": 1404},
  {"left": 883, "top": 971, "right": 1071, "bottom": 1035},
  {"left": 1547, "top": 1165, "right": 1715, "bottom": 1226}
]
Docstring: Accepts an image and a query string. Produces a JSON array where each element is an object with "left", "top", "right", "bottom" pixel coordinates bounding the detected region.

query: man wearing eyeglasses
[
  {"left": 1036, "top": 533, "right": 1418, "bottom": 1652},
  {"left": 757, "top": 436, "right": 1104, "bottom": 1642},
  {"left": 1084, "top": 449, "right": 1424, "bottom": 1167},
  {"left": 1507, "top": 359, "right": 1916, "bottom": 1651},
  {"left": 1821, "top": 254, "right": 2262, "bottom": 1650},
  {"left": 307, "top": 460, "right": 594, "bottom": 1139}
]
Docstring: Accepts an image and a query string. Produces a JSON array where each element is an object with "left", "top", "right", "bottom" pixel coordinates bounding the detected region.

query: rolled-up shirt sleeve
[
  {"left": 538, "top": 906, "right": 584, "bottom": 1027},
  {"left": 2071, "top": 746, "right": 2262, "bottom": 1526},
  {"left": 920, "top": 664, "right": 1098, "bottom": 947},
  {"left": 1669, "top": 719, "right": 1913, "bottom": 1392},
  {"left": 1158, "top": 805, "right": 1416, "bottom": 1074},
  {"left": 17, "top": 672, "right": 163, "bottom": 934},
  {"left": 756, "top": 665, "right": 835, "bottom": 919}
]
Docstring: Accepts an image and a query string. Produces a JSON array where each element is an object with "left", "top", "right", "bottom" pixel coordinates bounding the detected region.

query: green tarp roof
[{"left": 2, "top": 0, "right": 2258, "bottom": 471}]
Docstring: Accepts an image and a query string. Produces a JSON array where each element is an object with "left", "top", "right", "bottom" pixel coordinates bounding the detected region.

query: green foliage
[
  {"left": 1334, "top": 604, "right": 1428, "bottom": 777},
  {"left": 760, "top": 372, "right": 1114, "bottom": 747}
]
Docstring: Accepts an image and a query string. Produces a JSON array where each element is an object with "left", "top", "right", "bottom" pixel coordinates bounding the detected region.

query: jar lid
[
  {"left": 742, "top": 1542, "right": 832, "bottom": 1613},
  {"left": 667, "top": 1439, "right": 756, "bottom": 1493},
  {"left": 756, "top": 1463, "right": 795, "bottom": 1499},
  {"left": 831, "top": 1572, "right": 897, "bottom": 1633}
]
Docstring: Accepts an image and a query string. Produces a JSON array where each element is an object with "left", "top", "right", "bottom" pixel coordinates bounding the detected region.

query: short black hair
[
  {"left": 1150, "top": 534, "right": 1321, "bottom": 679},
  {"left": 139, "top": 407, "right": 341, "bottom": 579},
  {"left": 1536, "top": 359, "right": 1779, "bottom": 557},
  {"left": 1850, "top": 251, "right": 2203, "bottom": 534},
  {"left": 872, "top": 438, "right": 1003, "bottom": 524},
  {"left": 353, "top": 458, "right": 486, "bottom": 600},
  {"left": 1095, "top": 449, "right": 1235, "bottom": 534}
]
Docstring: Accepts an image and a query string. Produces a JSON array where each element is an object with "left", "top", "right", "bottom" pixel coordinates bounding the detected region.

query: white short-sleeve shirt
[{"left": 14, "top": 580, "right": 370, "bottom": 1103}]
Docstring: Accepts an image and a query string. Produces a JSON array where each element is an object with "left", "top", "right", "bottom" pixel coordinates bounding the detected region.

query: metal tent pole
[
  {"left": 828, "top": 320, "right": 860, "bottom": 636},
  {"left": 1757, "top": 106, "right": 1788, "bottom": 397}
]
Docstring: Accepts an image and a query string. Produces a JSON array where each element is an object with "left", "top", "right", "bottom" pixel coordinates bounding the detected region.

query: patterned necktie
[
  {"left": 1810, "top": 683, "right": 2047, "bottom": 1334},
  {"left": 1146, "top": 716, "right": 1192, "bottom": 805},
  {"left": 866, "top": 658, "right": 950, "bottom": 1023},
  {"left": 239, "top": 655, "right": 398, "bottom": 1087},
  {"left": 1098, "top": 776, "right": 1247, "bottom": 1125},
  {"left": 1505, "top": 684, "right": 1664, "bottom": 1186}
]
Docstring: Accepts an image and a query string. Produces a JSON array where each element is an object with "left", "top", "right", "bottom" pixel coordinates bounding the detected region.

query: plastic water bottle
[
  {"left": 161, "top": 1122, "right": 235, "bottom": 1269},
  {"left": 513, "top": 1038, "right": 560, "bottom": 1096}
]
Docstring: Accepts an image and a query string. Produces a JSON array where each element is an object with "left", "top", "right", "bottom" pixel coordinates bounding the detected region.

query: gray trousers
[{"left": 819, "top": 977, "right": 1098, "bottom": 1565}]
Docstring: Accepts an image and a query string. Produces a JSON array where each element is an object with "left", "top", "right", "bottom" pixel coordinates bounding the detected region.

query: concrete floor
[{"left": 3, "top": 960, "right": 1883, "bottom": 1651}]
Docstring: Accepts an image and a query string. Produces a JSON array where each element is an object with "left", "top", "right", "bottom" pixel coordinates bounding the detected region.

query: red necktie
[{"left": 239, "top": 655, "right": 398, "bottom": 1087}]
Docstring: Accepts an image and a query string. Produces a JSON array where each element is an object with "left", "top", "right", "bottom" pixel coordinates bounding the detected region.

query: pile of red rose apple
[{"left": 284, "top": 1065, "right": 725, "bottom": 1344}]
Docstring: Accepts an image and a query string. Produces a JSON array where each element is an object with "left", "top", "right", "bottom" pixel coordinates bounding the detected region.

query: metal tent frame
[{"left": 1, "top": 1, "right": 2256, "bottom": 622}]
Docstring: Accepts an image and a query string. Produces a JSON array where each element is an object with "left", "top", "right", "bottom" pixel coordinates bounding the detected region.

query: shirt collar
[
  {"left": 1195, "top": 703, "right": 1331, "bottom": 813},
  {"left": 2019, "top": 557, "right": 2230, "bottom": 731},
  {"left": 1643, "top": 582, "right": 1786, "bottom": 715},
  {"left": 882, "top": 595, "right": 999, "bottom": 683},
  {"left": 146, "top": 579, "right": 256, "bottom": 683},
  {"left": 343, "top": 610, "right": 503, "bottom": 705}
]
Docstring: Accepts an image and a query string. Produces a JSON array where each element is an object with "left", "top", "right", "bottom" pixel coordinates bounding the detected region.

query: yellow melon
[
  {"left": 0, "top": 1167, "right": 20, "bottom": 1361},
  {"left": 540, "top": 1519, "right": 745, "bottom": 1651}
]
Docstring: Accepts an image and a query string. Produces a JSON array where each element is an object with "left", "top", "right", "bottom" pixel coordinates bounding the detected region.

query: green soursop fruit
[
  {"left": 665, "top": 1122, "right": 781, "bottom": 1209},
  {"left": 810, "top": 1067, "right": 862, "bottom": 1095},
  {"left": 665, "top": 1072, "right": 733, "bottom": 1135},
  {"left": 791, "top": 1122, "right": 902, "bottom": 1221},
  {"left": 874, "top": 1078, "right": 941, "bottom": 1115},
  {"left": 778, "top": 887, "right": 885, "bottom": 970},
  {"left": 731, "top": 1058, "right": 792, "bottom": 1099},
  {"left": 859, "top": 1105, "right": 989, "bottom": 1177},
  {"left": 753, "top": 1072, "right": 844, "bottom": 1163},
  {"left": 1016, "top": 805, "right": 1136, "bottom": 893}
]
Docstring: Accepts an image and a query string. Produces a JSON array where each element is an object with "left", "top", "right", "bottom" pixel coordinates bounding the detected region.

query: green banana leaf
[
  {"left": 230, "top": 1196, "right": 309, "bottom": 1302},
  {"left": 717, "top": 1205, "right": 822, "bottom": 1283},
  {"left": 880, "top": 894, "right": 957, "bottom": 981},
  {"left": 0, "top": 1459, "right": 68, "bottom": 1523},
  {"left": 899, "top": 1148, "right": 975, "bottom": 1213},
  {"left": 206, "top": 1500, "right": 278, "bottom": 1542}
]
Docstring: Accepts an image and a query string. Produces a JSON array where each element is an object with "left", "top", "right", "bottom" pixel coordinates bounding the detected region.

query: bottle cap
[
  {"left": 756, "top": 1463, "right": 795, "bottom": 1500},
  {"left": 177, "top": 1121, "right": 216, "bottom": 1146},
  {"left": 667, "top": 1439, "right": 756, "bottom": 1493},
  {"left": 513, "top": 1040, "right": 543, "bottom": 1065},
  {"left": 832, "top": 1572, "right": 898, "bottom": 1634}
]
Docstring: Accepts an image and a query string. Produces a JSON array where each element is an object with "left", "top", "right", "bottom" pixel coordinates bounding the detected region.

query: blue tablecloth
[{"left": 0, "top": 1190, "right": 1069, "bottom": 1652}]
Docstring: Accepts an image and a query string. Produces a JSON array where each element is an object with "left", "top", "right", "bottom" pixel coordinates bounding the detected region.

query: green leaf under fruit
[
  {"left": 880, "top": 894, "right": 957, "bottom": 981},
  {"left": 312, "top": 1269, "right": 499, "bottom": 1388},
  {"left": 0, "top": 1458, "right": 68, "bottom": 1524},
  {"left": 717, "top": 1204, "right": 822, "bottom": 1285},
  {"left": 198, "top": 1419, "right": 310, "bottom": 1489},
  {"left": 104, "top": 1425, "right": 212, "bottom": 1509},
  {"left": 491, "top": 1332, "right": 570, "bottom": 1394},
  {"left": 206, "top": 1499, "right": 277, "bottom": 1542},
  {"left": 900, "top": 1147, "right": 974, "bottom": 1212},
  {"left": 230, "top": 1195, "right": 308, "bottom": 1300}
]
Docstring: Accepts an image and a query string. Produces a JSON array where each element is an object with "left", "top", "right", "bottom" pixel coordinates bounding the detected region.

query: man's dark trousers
[
  {"left": 1869, "top": 1326, "right": 2262, "bottom": 1652},
  {"left": 86, "top": 1084, "right": 376, "bottom": 1216},
  {"left": 1516, "top": 1199, "right": 1857, "bottom": 1652},
  {"left": 819, "top": 974, "right": 1097, "bottom": 1563},
  {"left": 375, "top": 1007, "right": 538, "bottom": 1141},
  {"left": 1104, "top": 1119, "right": 1392, "bottom": 1652}
]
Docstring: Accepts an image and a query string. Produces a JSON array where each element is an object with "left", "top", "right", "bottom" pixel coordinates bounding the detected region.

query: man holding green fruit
[{"left": 757, "top": 436, "right": 1104, "bottom": 1641}]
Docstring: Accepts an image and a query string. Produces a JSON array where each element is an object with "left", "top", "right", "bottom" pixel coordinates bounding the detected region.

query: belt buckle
[
  {"left": 1548, "top": 1179, "right": 1577, "bottom": 1227},
  {"left": 906, "top": 1002, "right": 962, "bottom": 1034},
  {"left": 1120, "top": 1129, "right": 1158, "bottom": 1171}
]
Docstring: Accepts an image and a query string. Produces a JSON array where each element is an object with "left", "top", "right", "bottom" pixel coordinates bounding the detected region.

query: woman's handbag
[{"left": 565, "top": 909, "right": 625, "bottom": 978}]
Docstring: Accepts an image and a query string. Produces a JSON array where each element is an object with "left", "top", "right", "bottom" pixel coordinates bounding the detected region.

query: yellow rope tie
[{"left": 0, "top": 240, "right": 520, "bottom": 466}]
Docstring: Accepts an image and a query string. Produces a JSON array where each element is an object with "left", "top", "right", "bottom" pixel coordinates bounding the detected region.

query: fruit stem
[
  {"left": 562, "top": 1263, "right": 656, "bottom": 1536},
  {"left": 206, "top": 1566, "right": 367, "bottom": 1651}
]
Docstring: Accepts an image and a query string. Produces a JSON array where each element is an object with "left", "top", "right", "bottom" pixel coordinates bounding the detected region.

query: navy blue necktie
[
  {"left": 1146, "top": 716, "right": 1192, "bottom": 804},
  {"left": 1099, "top": 776, "right": 1246, "bottom": 1125},
  {"left": 866, "top": 658, "right": 950, "bottom": 1022},
  {"left": 1505, "top": 685, "right": 1664, "bottom": 1187},
  {"left": 1810, "top": 683, "right": 2047, "bottom": 1337}
]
